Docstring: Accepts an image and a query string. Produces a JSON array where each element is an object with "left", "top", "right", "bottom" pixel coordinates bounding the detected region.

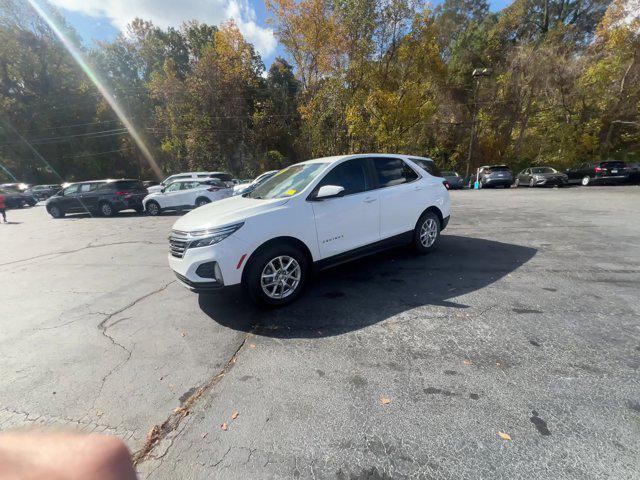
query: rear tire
[
  {"left": 48, "top": 205, "right": 64, "bottom": 218},
  {"left": 146, "top": 201, "right": 161, "bottom": 216},
  {"left": 243, "top": 244, "right": 308, "bottom": 307},
  {"left": 515, "top": 178, "right": 520, "bottom": 187},
  {"left": 99, "top": 201, "right": 115, "bottom": 217},
  {"left": 195, "top": 197, "right": 210, "bottom": 208},
  {"left": 581, "top": 176, "right": 591, "bottom": 186},
  {"left": 413, "top": 211, "right": 441, "bottom": 254}
]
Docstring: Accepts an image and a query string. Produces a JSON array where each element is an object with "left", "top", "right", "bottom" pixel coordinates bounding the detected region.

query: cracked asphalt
[{"left": 1, "top": 186, "right": 639, "bottom": 479}]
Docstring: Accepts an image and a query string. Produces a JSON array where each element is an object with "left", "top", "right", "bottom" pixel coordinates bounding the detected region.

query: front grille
[{"left": 169, "top": 230, "right": 190, "bottom": 258}]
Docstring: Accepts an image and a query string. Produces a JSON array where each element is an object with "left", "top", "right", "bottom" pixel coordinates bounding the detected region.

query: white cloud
[{"left": 51, "top": 0, "right": 277, "bottom": 58}]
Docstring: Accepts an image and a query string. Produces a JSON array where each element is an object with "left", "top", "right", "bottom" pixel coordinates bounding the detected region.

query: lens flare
[{"left": 26, "top": 0, "right": 162, "bottom": 180}]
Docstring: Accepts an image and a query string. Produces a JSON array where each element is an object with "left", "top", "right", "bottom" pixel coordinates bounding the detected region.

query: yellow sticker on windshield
[{"left": 285, "top": 189, "right": 297, "bottom": 196}]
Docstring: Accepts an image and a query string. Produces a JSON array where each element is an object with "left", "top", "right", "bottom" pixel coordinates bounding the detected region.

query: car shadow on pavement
[{"left": 198, "top": 235, "right": 537, "bottom": 339}]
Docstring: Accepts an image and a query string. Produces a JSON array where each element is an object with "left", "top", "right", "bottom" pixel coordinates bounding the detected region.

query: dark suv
[
  {"left": 45, "top": 179, "right": 147, "bottom": 218},
  {"left": 566, "top": 161, "right": 630, "bottom": 186},
  {"left": 477, "top": 165, "right": 514, "bottom": 188}
]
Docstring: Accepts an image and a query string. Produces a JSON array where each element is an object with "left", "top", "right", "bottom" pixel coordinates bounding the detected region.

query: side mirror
[
  {"left": 160, "top": 188, "right": 166, "bottom": 193},
  {"left": 315, "top": 185, "right": 345, "bottom": 200}
]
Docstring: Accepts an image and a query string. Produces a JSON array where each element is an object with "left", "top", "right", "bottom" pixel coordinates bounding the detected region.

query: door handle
[{"left": 363, "top": 197, "right": 377, "bottom": 203}]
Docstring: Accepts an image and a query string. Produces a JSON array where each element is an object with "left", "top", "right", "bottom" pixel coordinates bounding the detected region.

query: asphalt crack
[
  {"left": 132, "top": 331, "right": 253, "bottom": 466},
  {"left": 92, "top": 281, "right": 176, "bottom": 408}
]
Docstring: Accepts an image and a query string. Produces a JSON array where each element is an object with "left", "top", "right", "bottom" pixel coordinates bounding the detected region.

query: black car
[
  {"left": 566, "top": 161, "right": 630, "bottom": 186},
  {"left": 45, "top": 179, "right": 147, "bottom": 218},
  {"left": 515, "top": 166, "right": 568, "bottom": 187},
  {"left": 477, "top": 165, "right": 514, "bottom": 188},
  {"left": 0, "top": 188, "right": 36, "bottom": 208},
  {"left": 25, "top": 184, "right": 62, "bottom": 201}
]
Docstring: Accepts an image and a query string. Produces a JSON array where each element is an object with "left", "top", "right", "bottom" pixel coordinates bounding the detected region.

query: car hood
[
  {"left": 172, "top": 195, "right": 290, "bottom": 232},
  {"left": 147, "top": 185, "right": 163, "bottom": 194}
]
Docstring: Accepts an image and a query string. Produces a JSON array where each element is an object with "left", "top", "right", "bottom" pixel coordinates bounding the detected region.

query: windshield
[
  {"left": 441, "top": 171, "right": 457, "bottom": 177},
  {"left": 246, "top": 163, "right": 327, "bottom": 199},
  {"left": 531, "top": 167, "right": 556, "bottom": 173}
]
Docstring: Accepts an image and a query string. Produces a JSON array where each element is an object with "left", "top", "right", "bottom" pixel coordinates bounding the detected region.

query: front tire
[
  {"left": 515, "top": 178, "right": 520, "bottom": 187},
  {"left": 529, "top": 178, "right": 535, "bottom": 188},
  {"left": 48, "top": 205, "right": 64, "bottom": 218},
  {"left": 146, "top": 201, "right": 161, "bottom": 216},
  {"left": 413, "top": 211, "right": 441, "bottom": 254},
  {"left": 244, "top": 244, "right": 308, "bottom": 307}
]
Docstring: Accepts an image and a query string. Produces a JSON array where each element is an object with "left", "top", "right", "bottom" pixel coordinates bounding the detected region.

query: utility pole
[{"left": 465, "top": 68, "right": 492, "bottom": 180}]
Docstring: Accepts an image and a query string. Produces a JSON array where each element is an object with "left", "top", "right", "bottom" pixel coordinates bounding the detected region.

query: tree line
[{"left": 0, "top": 0, "right": 638, "bottom": 183}]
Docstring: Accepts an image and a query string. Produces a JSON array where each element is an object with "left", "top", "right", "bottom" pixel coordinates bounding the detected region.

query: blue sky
[{"left": 55, "top": 0, "right": 512, "bottom": 66}]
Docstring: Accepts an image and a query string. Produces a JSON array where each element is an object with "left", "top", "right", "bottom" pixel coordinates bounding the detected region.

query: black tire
[
  {"left": 99, "top": 201, "right": 115, "bottom": 217},
  {"left": 243, "top": 243, "right": 309, "bottom": 307},
  {"left": 581, "top": 176, "right": 591, "bottom": 186},
  {"left": 48, "top": 205, "right": 64, "bottom": 218},
  {"left": 195, "top": 197, "right": 211, "bottom": 208},
  {"left": 413, "top": 211, "right": 441, "bottom": 254},
  {"left": 529, "top": 178, "right": 535, "bottom": 188},
  {"left": 146, "top": 201, "right": 161, "bottom": 216}
]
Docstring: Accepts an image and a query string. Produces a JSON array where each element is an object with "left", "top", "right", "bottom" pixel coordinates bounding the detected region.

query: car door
[
  {"left": 59, "top": 184, "right": 82, "bottom": 212},
  {"left": 372, "top": 157, "right": 422, "bottom": 239},
  {"left": 521, "top": 169, "right": 531, "bottom": 183},
  {"left": 159, "top": 181, "right": 184, "bottom": 208},
  {"left": 179, "top": 181, "right": 201, "bottom": 206},
  {"left": 311, "top": 158, "right": 380, "bottom": 258},
  {"left": 77, "top": 182, "right": 101, "bottom": 211}
]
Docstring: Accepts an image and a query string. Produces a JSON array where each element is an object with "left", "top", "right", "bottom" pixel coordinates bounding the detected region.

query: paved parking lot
[{"left": 1, "top": 186, "right": 639, "bottom": 479}]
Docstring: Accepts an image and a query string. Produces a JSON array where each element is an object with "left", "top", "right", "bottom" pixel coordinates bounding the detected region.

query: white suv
[
  {"left": 168, "top": 154, "right": 451, "bottom": 306},
  {"left": 147, "top": 172, "right": 233, "bottom": 194},
  {"left": 143, "top": 179, "right": 232, "bottom": 215}
]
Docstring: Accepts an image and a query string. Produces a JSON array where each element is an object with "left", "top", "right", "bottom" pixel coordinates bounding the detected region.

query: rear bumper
[
  {"left": 594, "top": 174, "right": 629, "bottom": 183},
  {"left": 483, "top": 178, "right": 512, "bottom": 187}
]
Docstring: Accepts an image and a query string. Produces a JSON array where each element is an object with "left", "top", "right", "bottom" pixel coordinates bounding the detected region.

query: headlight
[{"left": 188, "top": 222, "right": 244, "bottom": 248}]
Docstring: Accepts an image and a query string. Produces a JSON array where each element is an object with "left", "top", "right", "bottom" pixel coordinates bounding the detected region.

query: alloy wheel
[
  {"left": 260, "top": 255, "right": 301, "bottom": 299},
  {"left": 420, "top": 218, "right": 438, "bottom": 248}
]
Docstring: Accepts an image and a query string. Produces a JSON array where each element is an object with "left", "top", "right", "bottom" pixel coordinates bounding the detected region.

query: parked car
[
  {"left": 147, "top": 171, "right": 234, "bottom": 194},
  {"left": 143, "top": 179, "right": 232, "bottom": 216},
  {"left": 476, "top": 165, "right": 513, "bottom": 188},
  {"left": 168, "top": 154, "right": 451, "bottom": 306},
  {"left": 25, "top": 184, "right": 62, "bottom": 200},
  {"left": 441, "top": 171, "right": 464, "bottom": 189},
  {"left": 628, "top": 163, "right": 640, "bottom": 184},
  {"left": 45, "top": 179, "right": 147, "bottom": 218},
  {"left": 566, "top": 161, "right": 630, "bottom": 186},
  {"left": 142, "top": 180, "right": 159, "bottom": 189},
  {"left": 0, "top": 188, "right": 36, "bottom": 208},
  {"left": 0, "top": 182, "right": 31, "bottom": 192},
  {"left": 233, "top": 170, "right": 279, "bottom": 195},
  {"left": 515, "top": 167, "right": 568, "bottom": 187}
]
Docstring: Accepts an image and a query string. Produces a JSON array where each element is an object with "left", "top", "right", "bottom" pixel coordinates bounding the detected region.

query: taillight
[
  {"left": 443, "top": 180, "right": 450, "bottom": 189},
  {"left": 594, "top": 167, "right": 602, "bottom": 173},
  {"left": 116, "top": 191, "right": 126, "bottom": 196}
]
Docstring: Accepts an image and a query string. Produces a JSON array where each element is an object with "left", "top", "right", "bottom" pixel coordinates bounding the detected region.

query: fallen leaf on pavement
[
  {"left": 96, "top": 411, "right": 103, "bottom": 417},
  {"left": 498, "top": 432, "right": 511, "bottom": 440},
  {"left": 249, "top": 344, "right": 256, "bottom": 349},
  {"left": 463, "top": 359, "right": 473, "bottom": 365},
  {"left": 181, "top": 332, "right": 187, "bottom": 337},
  {"left": 221, "top": 423, "right": 228, "bottom": 431},
  {"left": 201, "top": 432, "right": 208, "bottom": 438},
  {"left": 231, "top": 411, "right": 239, "bottom": 420},
  {"left": 380, "top": 396, "right": 391, "bottom": 405}
]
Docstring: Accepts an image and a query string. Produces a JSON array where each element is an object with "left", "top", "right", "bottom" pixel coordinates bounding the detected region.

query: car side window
[
  {"left": 63, "top": 184, "right": 80, "bottom": 195},
  {"left": 165, "top": 182, "right": 182, "bottom": 192},
  {"left": 79, "top": 183, "right": 96, "bottom": 192},
  {"left": 373, "top": 158, "right": 418, "bottom": 188},
  {"left": 316, "top": 159, "right": 369, "bottom": 196},
  {"left": 182, "top": 181, "right": 199, "bottom": 190}
]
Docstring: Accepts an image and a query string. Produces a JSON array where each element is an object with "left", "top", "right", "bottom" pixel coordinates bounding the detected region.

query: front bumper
[
  {"left": 168, "top": 234, "right": 252, "bottom": 291},
  {"left": 534, "top": 177, "right": 567, "bottom": 186}
]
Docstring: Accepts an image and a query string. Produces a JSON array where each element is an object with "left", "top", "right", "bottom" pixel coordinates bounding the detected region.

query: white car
[
  {"left": 233, "top": 170, "right": 279, "bottom": 195},
  {"left": 168, "top": 154, "right": 451, "bottom": 306},
  {"left": 147, "top": 171, "right": 234, "bottom": 194},
  {"left": 143, "top": 179, "right": 232, "bottom": 216}
]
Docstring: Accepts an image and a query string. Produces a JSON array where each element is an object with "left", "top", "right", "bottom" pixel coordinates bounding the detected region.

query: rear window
[
  {"left": 112, "top": 180, "right": 143, "bottom": 190},
  {"left": 601, "top": 161, "right": 626, "bottom": 168},
  {"left": 488, "top": 165, "right": 510, "bottom": 171},
  {"left": 410, "top": 158, "right": 441, "bottom": 177}
]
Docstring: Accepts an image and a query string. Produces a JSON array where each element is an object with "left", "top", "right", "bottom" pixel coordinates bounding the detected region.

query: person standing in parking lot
[{"left": 0, "top": 191, "right": 6, "bottom": 223}]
